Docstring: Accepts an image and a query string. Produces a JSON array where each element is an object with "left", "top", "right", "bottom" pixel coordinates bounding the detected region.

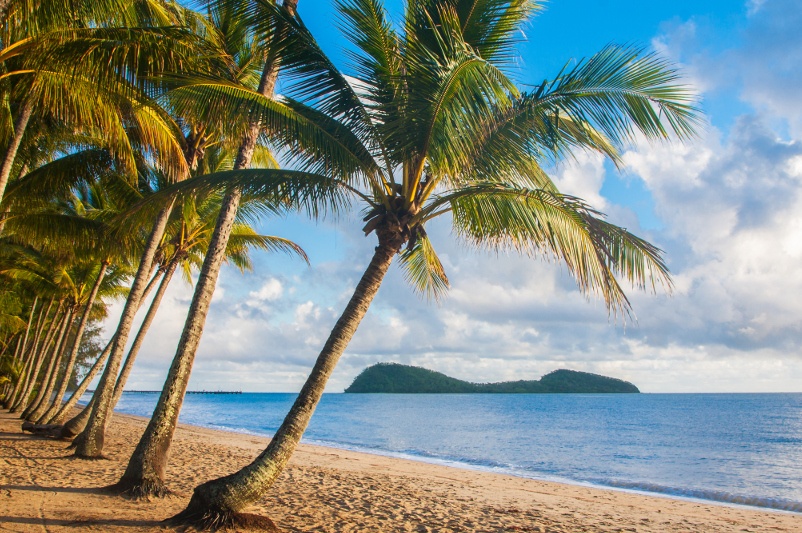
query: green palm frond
[
  {"left": 227, "top": 228, "right": 310, "bottom": 266},
  {"left": 247, "top": 0, "right": 382, "bottom": 151},
  {"left": 399, "top": 2, "right": 518, "bottom": 178},
  {"left": 398, "top": 233, "right": 450, "bottom": 301},
  {"left": 119, "top": 169, "right": 352, "bottom": 229},
  {"left": 3, "top": 213, "right": 105, "bottom": 258},
  {"left": 3, "top": 149, "right": 115, "bottom": 205},
  {"left": 452, "top": 0, "right": 541, "bottom": 64},
  {"left": 437, "top": 183, "right": 670, "bottom": 315},
  {"left": 526, "top": 44, "right": 700, "bottom": 146},
  {"left": 403, "top": 35, "right": 518, "bottom": 180},
  {"left": 336, "top": 0, "right": 403, "bottom": 128},
  {"left": 163, "top": 80, "right": 380, "bottom": 184}
]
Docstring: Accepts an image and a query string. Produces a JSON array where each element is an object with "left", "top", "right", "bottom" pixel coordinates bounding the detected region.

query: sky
[{"left": 104, "top": 0, "right": 802, "bottom": 393}]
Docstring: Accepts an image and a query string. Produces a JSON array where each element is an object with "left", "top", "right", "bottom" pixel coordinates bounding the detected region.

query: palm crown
[{"left": 170, "top": 0, "right": 697, "bottom": 315}]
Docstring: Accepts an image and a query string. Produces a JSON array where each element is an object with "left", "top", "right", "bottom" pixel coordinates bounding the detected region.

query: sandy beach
[{"left": 1, "top": 409, "right": 800, "bottom": 532}]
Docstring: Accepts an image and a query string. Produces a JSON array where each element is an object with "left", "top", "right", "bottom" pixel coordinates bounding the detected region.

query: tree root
[
  {"left": 21, "top": 421, "right": 71, "bottom": 439},
  {"left": 165, "top": 508, "right": 280, "bottom": 532},
  {"left": 105, "top": 479, "right": 173, "bottom": 500}
]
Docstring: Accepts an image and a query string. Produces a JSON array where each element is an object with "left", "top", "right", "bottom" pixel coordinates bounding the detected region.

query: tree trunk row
[
  {"left": 75, "top": 201, "right": 175, "bottom": 458},
  {"left": 115, "top": 0, "right": 299, "bottom": 497}
]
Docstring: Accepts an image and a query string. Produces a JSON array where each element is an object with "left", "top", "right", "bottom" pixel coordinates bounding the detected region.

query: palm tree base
[
  {"left": 20, "top": 420, "right": 65, "bottom": 438},
  {"left": 70, "top": 431, "right": 107, "bottom": 458},
  {"left": 165, "top": 506, "right": 280, "bottom": 532},
  {"left": 105, "top": 478, "right": 172, "bottom": 500}
]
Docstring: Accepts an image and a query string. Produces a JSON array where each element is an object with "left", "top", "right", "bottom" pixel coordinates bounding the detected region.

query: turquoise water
[{"left": 110, "top": 392, "right": 802, "bottom": 512}]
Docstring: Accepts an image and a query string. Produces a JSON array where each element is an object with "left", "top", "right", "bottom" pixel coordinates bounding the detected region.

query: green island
[{"left": 345, "top": 363, "right": 639, "bottom": 394}]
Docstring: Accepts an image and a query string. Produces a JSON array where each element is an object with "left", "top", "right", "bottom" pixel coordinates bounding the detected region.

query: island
[{"left": 344, "top": 363, "right": 639, "bottom": 393}]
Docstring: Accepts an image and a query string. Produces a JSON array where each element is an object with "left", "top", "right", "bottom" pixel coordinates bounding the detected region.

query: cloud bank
[{"left": 106, "top": 0, "right": 802, "bottom": 393}]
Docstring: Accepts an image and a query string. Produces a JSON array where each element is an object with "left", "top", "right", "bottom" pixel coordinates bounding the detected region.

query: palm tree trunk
[
  {"left": 74, "top": 202, "right": 174, "bottom": 458},
  {"left": 53, "top": 265, "right": 171, "bottom": 434},
  {"left": 57, "top": 267, "right": 158, "bottom": 433},
  {"left": 25, "top": 306, "right": 74, "bottom": 421},
  {"left": 0, "top": 99, "right": 33, "bottom": 210},
  {"left": 115, "top": 187, "right": 244, "bottom": 496},
  {"left": 112, "top": 260, "right": 176, "bottom": 408},
  {"left": 2, "top": 337, "right": 22, "bottom": 408},
  {"left": 4, "top": 297, "right": 39, "bottom": 408},
  {"left": 61, "top": 397, "right": 94, "bottom": 441},
  {"left": 171, "top": 232, "right": 400, "bottom": 527},
  {"left": 18, "top": 302, "right": 66, "bottom": 415},
  {"left": 4, "top": 339, "right": 24, "bottom": 409},
  {"left": 48, "top": 335, "right": 113, "bottom": 425},
  {"left": 115, "top": 0, "right": 299, "bottom": 497},
  {"left": 12, "top": 298, "right": 59, "bottom": 412},
  {"left": 64, "top": 264, "right": 173, "bottom": 448},
  {"left": 39, "top": 263, "right": 108, "bottom": 423}
]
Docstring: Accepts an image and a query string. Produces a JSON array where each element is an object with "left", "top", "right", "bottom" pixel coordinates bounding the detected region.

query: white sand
[{"left": 1, "top": 409, "right": 800, "bottom": 532}]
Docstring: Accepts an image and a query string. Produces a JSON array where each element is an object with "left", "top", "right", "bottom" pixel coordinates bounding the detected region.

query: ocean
[{"left": 109, "top": 392, "right": 802, "bottom": 513}]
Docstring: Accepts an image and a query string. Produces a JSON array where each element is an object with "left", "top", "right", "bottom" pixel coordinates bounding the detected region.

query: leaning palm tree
[
  {"left": 0, "top": 0, "right": 199, "bottom": 209},
  {"left": 97, "top": 0, "right": 306, "bottom": 488},
  {"left": 162, "top": 0, "right": 699, "bottom": 527}
]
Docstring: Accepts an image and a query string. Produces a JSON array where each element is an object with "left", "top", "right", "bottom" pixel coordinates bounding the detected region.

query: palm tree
[
  {"left": 162, "top": 0, "right": 699, "bottom": 526},
  {"left": 87, "top": 0, "right": 304, "bottom": 487},
  {"left": 0, "top": 0, "right": 200, "bottom": 210},
  {"left": 1, "top": 0, "right": 212, "bottom": 435}
]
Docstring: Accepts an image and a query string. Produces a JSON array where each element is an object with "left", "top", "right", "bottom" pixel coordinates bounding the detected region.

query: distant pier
[{"left": 90, "top": 390, "right": 243, "bottom": 395}]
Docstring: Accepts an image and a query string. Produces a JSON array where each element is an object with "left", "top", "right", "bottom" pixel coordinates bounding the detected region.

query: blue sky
[{"left": 107, "top": 0, "right": 802, "bottom": 393}]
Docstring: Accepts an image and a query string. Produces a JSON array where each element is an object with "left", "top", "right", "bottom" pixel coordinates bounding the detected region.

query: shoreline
[
  {"left": 108, "top": 405, "right": 802, "bottom": 516},
  {"left": 2, "top": 409, "right": 801, "bottom": 532}
]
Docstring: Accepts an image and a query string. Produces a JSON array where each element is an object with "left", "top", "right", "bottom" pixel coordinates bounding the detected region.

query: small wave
[
  {"left": 302, "top": 439, "right": 802, "bottom": 514},
  {"left": 604, "top": 480, "right": 802, "bottom": 513}
]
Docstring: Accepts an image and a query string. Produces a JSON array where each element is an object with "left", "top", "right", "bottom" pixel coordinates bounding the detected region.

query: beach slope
[{"left": 1, "top": 410, "right": 799, "bottom": 532}]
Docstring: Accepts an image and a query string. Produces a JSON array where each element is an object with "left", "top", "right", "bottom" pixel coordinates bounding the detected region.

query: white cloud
[
  {"left": 245, "top": 278, "right": 283, "bottom": 311},
  {"left": 551, "top": 152, "right": 608, "bottom": 209},
  {"left": 746, "top": 0, "right": 766, "bottom": 16},
  {"left": 98, "top": 1, "right": 802, "bottom": 394}
]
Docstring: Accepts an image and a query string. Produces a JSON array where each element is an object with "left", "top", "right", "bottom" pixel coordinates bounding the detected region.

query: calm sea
[{"left": 109, "top": 392, "right": 802, "bottom": 513}]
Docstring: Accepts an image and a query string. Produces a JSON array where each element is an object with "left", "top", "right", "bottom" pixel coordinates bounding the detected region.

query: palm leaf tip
[
  {"left": 444, "top": 184, "right": 672, "bottom": 317},
  {"left": 399, "top": 234, "right": 450, "bottom": 302}
]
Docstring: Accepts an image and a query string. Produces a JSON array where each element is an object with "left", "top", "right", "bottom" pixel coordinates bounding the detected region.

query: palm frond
[
  {"left": 398, "top": 233, "right": 450, "bottom": 301},
  {"left": 526, "top": 44, "right": 701, "bottom": 146},
  {"left": 163, "top": 80, "right": 381, "bottom": 185},
  {"left": 117, "top": 169, "right": 352, "bottom": 231},
  {"left": 427, "top": 183, "right": 670, "bottom": 316}
]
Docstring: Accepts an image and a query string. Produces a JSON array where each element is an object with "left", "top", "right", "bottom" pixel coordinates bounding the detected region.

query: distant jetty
[
  {"left": 90, "top": 390, "right": 243, "bottom": 395},
  {"left": 345, "top": 363, "right": 639, "bottom": 394}
]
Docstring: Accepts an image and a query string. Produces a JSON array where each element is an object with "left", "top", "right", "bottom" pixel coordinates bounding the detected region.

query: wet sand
[{"left": 1, "top": 409, "right": 800, "bottom": 532}]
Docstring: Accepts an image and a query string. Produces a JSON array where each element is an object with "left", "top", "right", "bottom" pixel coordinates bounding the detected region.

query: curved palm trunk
[
  {"left": 56, "top": 265, "right": 172, "bottom": 435},
  {"left": 12, "top": 299, "right": 60, "bottom": 413},
  {"left": 4, "top": 297, "right": 41, "bottom": 409},
  {"left": 3, "top": 337, "right": 22, "bottom": 406},
  {"left": 24, "top": 308, "right": 74, "bottom": 420},
  {"left": 48, "top": 336, "right": 113, "bottom": 425},
  {"left": 171, "top": 233, "right": 400, "bottom": 527},
  {"left": 1, "top": 335, "right": 23, "bottom": 398},
  {"left": 112, "top": 261, "right": 177, "bottom": 407},
  {"left": 20, "top": 305, "right": 69, "bottom": 417},
  {"left": 74, "top": 202, "right": 174, "bottom": 458},
  {"left": 115, "top": 0, "right": 298, "bottom": 497},
  {"left": 39, "top": 263, "right": 108, "bottom": 423},
  {"left": 25, "top": 306, "right": 75, "bottom": 422},
  {"left": 60, "top": 268, "right": 158, "bottom": 435},
  {"left": 116, "top": 188, "right": 243, "bottom": 497},
  {"left": 0, "top": 99, "right": 33, "bottom": 212},
  {"left": 61, "top": 397, "right": 94, "bottom": 441}
]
